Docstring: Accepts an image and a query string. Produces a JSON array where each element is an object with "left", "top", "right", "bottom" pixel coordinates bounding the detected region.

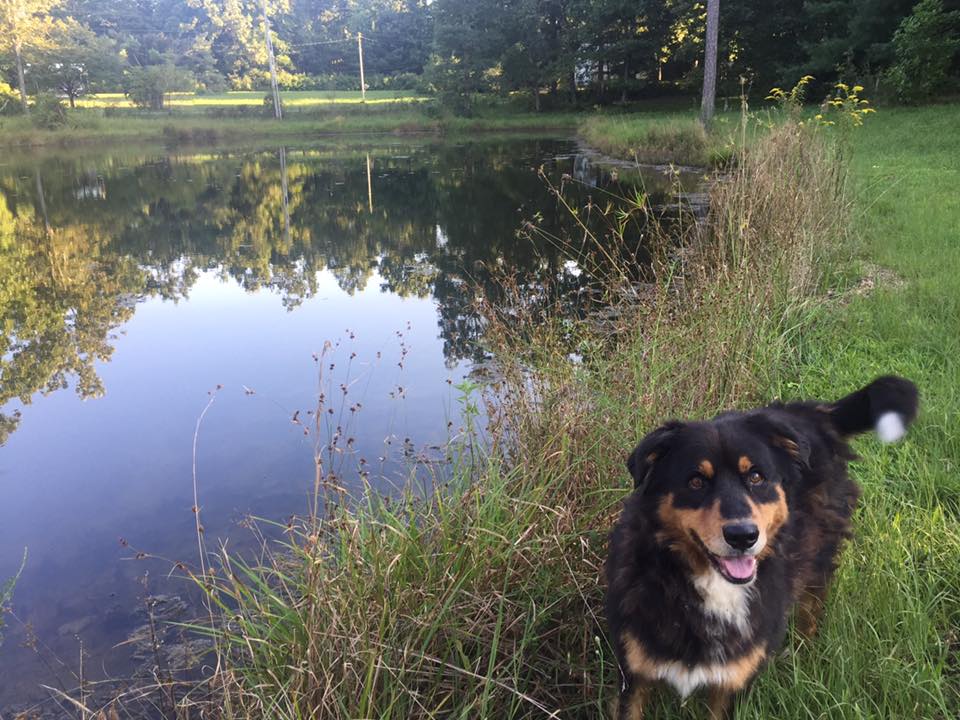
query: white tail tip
[{"left": 876, "top": 412, "right": 906, "bottom": 443}]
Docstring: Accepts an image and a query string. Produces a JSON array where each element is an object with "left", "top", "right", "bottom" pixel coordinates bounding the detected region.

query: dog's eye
[
  {"left": 688, "top": 474, "right": 705, "bottom": 490},
  {"left": 746, "top": 469, "right": 764, "bottom": 485}
]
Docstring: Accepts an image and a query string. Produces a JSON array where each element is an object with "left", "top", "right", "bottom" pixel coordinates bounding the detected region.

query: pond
[{"left": 0, "top": 136, "right": 700, "bottom": 713}]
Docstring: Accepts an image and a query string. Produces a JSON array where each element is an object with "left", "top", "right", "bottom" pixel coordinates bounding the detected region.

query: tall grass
[{"left": 181, "top": 115, "right": 954, "bottom": 718}]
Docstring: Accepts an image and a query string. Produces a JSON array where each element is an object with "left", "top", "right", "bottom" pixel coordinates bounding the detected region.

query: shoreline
[{"left": 0, "top": 110, "right": 582, "bottom": 150}]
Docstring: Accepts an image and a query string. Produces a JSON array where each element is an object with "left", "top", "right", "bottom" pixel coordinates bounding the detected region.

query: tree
[
  {"left": 0, "top": 0, "right": 60, "bottom": 113},
  {"left": 887, "top": 0, "right": 960, "bottom": 102},
  {"left": 32, "top": 18, "right": 122, "bottom": 106},
  {"left": 124, "top": 61, "right": 194, "bottom": 108},
  {"left": 700, "top": 0, "right": 720, "bottom": 126}
]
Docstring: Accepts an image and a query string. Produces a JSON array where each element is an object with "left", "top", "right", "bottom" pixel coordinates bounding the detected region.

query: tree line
[{"left": 1, "top": 0, "right": 958, "bottom": 114}]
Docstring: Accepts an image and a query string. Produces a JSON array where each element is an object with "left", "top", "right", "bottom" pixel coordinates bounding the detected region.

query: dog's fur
[{"left": 606, "top": 376, "right": 919, "bottom": 719}]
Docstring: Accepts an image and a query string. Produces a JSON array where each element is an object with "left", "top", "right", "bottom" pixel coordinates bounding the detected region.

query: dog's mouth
[
  {"left": 709, "top": 553, "right": 757, "bottom": 584},
  {"left": 691, "top": 532, "right": 758, "bottom": 584}
]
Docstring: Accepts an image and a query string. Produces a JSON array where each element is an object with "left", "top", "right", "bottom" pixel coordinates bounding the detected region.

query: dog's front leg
[
  {"left": 617, "top": 676, "right": 651, "bottom": 720},
  {"left": 706, "top": 686, "right": 734, "bottom": 720}
]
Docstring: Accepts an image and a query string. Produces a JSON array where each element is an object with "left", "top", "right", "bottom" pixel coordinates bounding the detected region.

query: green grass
[
  {"left": 579, "top": 111, "right": 741, "bottom": 166},
  {"left": 0, "top": 104, "right": 581, "bottom": 148},
  {"left": 756, "top": 104, "right": 960, "bottom": 718}
]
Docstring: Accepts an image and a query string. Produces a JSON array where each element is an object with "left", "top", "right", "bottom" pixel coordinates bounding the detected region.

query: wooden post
[
  {"left": 700, "top": 0, "right": 720, "bottom": 128},
  {"left": 357, "top": 32, "right": 367, "bottom": 102}
]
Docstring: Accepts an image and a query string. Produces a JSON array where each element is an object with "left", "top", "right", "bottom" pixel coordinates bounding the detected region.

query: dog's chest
[
  {"left": 692, "top": 569, "right": 754, "bottom": 635},
  {"left": 650, "top": 657, "right": 751, "bottom": 698}
]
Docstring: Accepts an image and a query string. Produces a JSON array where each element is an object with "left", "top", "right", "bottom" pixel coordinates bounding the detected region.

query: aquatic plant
[{"left": 0, "top": 549, "right": 27, "bottom": 649}]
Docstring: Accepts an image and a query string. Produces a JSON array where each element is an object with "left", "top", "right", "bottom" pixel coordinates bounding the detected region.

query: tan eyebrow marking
[
  {"left": 698, "top": 459, "right": 714, "bottom": 478},
  {"left": 738, "top": 455, "right": 752, "bottom": 474}
]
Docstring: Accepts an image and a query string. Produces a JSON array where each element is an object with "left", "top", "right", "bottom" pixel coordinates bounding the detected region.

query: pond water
[{"left": 0, "top": 136, "right": 699, "bottom": 713}]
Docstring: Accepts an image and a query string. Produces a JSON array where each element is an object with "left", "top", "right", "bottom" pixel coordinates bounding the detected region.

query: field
[{"left": 76, "top": 89, "right": 427, "bottom": 109}]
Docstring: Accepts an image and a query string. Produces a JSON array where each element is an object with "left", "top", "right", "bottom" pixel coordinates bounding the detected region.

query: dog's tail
[{"left": 826, "top": 375, "right": 919, "bottom": 442}]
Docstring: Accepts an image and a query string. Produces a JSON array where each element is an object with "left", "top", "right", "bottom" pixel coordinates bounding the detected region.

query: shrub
[
  {"left": 195, "top": 71, "right": 229, "bottom": 95},
  {"left": 0, "top": 81, "right": 21, "bottom": 116},
  {"left": 261, "top": 93, "right": 285, "bottom": 117},
  {"left": 125, "top": 64, "right": 194, "bottom": 109},
  {"left": 886, "top": 0, "right": 960, "bottom": 103},
  {"left": 31, "top": 94, "right": 67, "bottom": 129}
]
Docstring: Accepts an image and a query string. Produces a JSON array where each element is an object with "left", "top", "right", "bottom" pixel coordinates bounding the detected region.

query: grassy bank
[
  {"left": 159, "top": 103, "right": 960, "bottom": 720},
  {"left": 0, "top": 103, "right": 580, "bottom": 148},
  {"left": 579, "top": 112, "right": 739, "bottom": 166},
  {"left": 75, "top": 89, "right": 427, "bottom": 109}
]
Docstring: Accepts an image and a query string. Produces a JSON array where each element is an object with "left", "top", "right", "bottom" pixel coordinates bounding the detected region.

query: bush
[
  {"left": 195, "top": 71, "right": 229, "bottom": 95},
  {"left": 886, "top": 0, "right": 960, "bottom": 103},
  {"left": 31, "top": 94, "right": 67, "bottom": 129},
  {"left": 0, "top": 81, "right": 22, "bottom": 116},
  {"left": 125, "top": 64, "right": 195, "bottom": 109},
  {"left": 261, "top": 93, "right": 285, "bottom": 117}
]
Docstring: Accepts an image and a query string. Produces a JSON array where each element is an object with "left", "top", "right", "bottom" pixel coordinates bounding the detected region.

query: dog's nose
[{"left": 723, "top": 523, "right": 759, "bottom": 551}]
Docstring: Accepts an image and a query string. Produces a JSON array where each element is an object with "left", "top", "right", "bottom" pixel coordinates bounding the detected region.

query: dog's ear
[
  {"left": 748, "top": 411, "right": 812, "bottom": 469},
  {"left": 626, "top": 421, "right": 684, "bottom": 492}
]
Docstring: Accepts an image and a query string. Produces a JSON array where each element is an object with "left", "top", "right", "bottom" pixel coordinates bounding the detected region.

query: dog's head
[{"left": 626, "top": 412, "right": 805, "bottom": 585}]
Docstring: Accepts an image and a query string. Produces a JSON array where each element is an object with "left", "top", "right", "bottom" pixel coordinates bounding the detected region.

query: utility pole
[
  {"left": 357, "top": 32, "right": 367, "bottom": 102},
  {"left": 261, "top": 0, "right": 282, "bottom": 119},
  {"left": 699, "top": 0, "right": 720, "bottom": 128}
]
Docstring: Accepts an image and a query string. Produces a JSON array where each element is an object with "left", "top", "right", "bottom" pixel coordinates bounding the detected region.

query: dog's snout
[{"left": 723, "top": 522, "right": 759, "bottom": 551}]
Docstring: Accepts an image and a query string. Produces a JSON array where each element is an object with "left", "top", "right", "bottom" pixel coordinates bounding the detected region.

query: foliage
[
  {"left": 30, "top": 91, "right": 66, "bottom": 127},
  {"left": 766, "top": 74, "right": 817, "bottom": 111},
  {"left": 260, "top": 91, "right": 284, "bottom": 117},
  {"left": 886, "top": 0, "right": 960, "bottom": 103},
  {"left": 0, "top": 80, "right": 20, "bottom": 115},
  {"left": 30, "top": 18, "right": 123, "bottom": 106},
  {"left": 0, "top": 0, "right": 62, "bottom": 108},
  {"left": 2, "top": 0, "right": 958, "bottom": 112},
  {"left": 817, "top": 82, "right": 877, "bottom": 127},
  {"left": 124, "top": 62, "right": 194, "bottom": 109}
]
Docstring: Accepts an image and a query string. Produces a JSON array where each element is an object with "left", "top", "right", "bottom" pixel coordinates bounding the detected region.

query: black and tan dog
[{"left": 606, "top": 376, "right": 919, "bottom": 719}]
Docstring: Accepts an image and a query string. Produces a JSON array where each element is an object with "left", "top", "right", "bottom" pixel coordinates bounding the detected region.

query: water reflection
[
  {"left": 0, "top": 138, "right": 695, "bottom": 711},
  {"left": 1, "top": 140, "right": 692, "bottom": 446}
]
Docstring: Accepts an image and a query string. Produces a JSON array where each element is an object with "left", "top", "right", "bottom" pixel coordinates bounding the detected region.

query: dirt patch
[{"left": 832, "top": 262, "right": 906, "bottom": 305}]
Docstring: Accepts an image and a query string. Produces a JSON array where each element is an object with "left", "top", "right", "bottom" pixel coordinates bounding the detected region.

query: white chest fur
[
  {"left": 692, "top": 568, "right": 754, "bottom": 636},
  {"left": 651, "top": 658, "right": 750, "bottom": 698}
]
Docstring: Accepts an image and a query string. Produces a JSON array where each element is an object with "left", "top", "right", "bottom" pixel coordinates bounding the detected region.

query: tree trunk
[
  {"left": 14, "top": 40, "right": 29, "bottom": 115},
  {"left": 569, "top": 68, "right": 577, "bottom": 106},
  {"left": 621, "top": 60, "right": 629, "bottom": 103},
  {"left": 700, "top": 0, "right": 720, "bottom": 128},
  {"left": 533, "top": 85, "right": 541, "bottom": 112}
]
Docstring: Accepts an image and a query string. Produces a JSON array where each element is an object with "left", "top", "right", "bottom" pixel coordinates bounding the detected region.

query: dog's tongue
[{"left": 718, "top": 555, "right": 756, "bottom": 580}]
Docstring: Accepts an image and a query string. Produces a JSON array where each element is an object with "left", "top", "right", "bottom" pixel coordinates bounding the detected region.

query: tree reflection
[
  {"left": 0, "top": 140, "right": 667, "bottom": 444},
  {"left": 0, "top": 182, "right": 145, "bottom": 444}
]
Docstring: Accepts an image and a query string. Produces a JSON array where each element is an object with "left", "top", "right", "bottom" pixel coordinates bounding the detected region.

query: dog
[{"left": 606, "top": 376, "right": 919, "bottom": 719}]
